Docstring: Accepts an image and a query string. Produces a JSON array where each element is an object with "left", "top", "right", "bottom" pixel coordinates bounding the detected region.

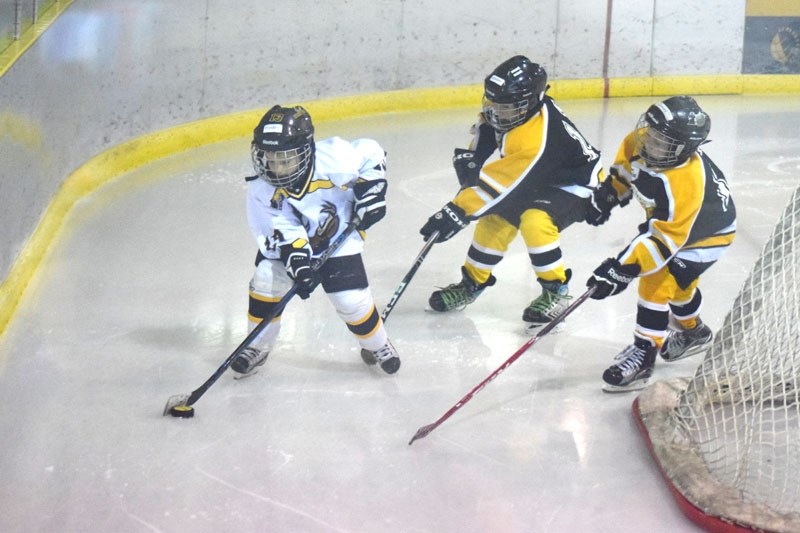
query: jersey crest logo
[{"left": 309, "top": 201, "right": 340, "bottom": 251}]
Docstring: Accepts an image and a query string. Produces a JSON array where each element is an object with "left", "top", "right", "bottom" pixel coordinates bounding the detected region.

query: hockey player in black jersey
[
  {"left": 419, "top": 55, "right": 603, "bottom": 332},
  {"left": 585, "top": 95, "right": 736, "bottom": 392}
]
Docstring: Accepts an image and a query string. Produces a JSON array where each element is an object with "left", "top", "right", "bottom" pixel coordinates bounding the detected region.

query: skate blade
[
  {"left": 661, "top": 345, "right": 709, "bottom": 362},
  {"left": 423, "top": 305, "right": 462, "bottom": 313},
  {"left": 524, "top": 321, "right": 566, "bottom": 335},
  {"left": 602, "top": 379, "right": 650, "bottom": 393},
  {"left": 233, "top": 369, "right": 260, "bottom": 380}
]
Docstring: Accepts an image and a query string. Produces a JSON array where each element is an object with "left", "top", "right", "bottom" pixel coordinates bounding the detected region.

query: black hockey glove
[
  {"left": 420, "top": 202, "right": 469, "bottom": 243},
  {"left": 353, "top": 178, "right": 387, "bottom": 231},
  {"left": 453, "top": 148, "right": 481, "bottom": 188},
  {"left": 279, "top": 240, "right": 319, "bottom": 300},
  {"left": 587, "top": 258, "right": 641, "bottom": 300},
  {"left": 586, "top": 180, "right": 621, "bottom": 226}
]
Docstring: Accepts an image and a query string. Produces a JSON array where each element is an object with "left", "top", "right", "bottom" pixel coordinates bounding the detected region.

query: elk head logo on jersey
[{"left": 309, "top": 201, "right": 340, "bottom": 251}]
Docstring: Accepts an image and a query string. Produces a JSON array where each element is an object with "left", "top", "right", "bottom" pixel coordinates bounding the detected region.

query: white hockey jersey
[{"left": 246, "top": 136, "right": 386, "bottom": 260}]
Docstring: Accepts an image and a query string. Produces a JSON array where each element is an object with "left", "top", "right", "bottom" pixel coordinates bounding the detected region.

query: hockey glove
[
  {"left": 452, "top": 148, "right": 481, "bottom": 188},
  {"left": 420, "top": 202, "right": 469, "bottom": 243},
  {"left": 279, "top": 239, "right": 319, "bottom": 299},
  {"left": 353, "top": 178, "right": 387, "bottom": 231},
  {"left": 585, "top": 179, "right": 623, "bottom": 226},
  {"left": 587, "top": 258, "right": 641, "bottom": 300}
]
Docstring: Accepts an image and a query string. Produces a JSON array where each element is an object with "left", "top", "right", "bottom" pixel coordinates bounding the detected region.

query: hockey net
[{"left": 634, "top": 185, "right": 800, "bottom": 532}]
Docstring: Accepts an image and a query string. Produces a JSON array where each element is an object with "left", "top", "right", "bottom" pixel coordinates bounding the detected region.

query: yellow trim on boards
[
  {"left": 1, "top": 74, "right": 800, "bottom": 336},
  {"left": 0, "top": 0, "right": 75, "bottom": 78},
  {"left": 745, "top": 0, "right": 800, "bottom": 17}
]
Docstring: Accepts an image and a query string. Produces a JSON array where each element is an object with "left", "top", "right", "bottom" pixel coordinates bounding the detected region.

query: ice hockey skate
[
  {"left": 361, "top": 340, "right": 401, "bottom": 374},
  {"left": 523, "top": 272, "right": 572, "bottom": 333},
  {"left": 602, "top": 338, "right": 657, "bottom": 392},
  {"left": 660, "top": 319, "right": 713, "bottom": 362},
  {"left": 428, "top": 267, "right": 495, "bottom": 312},
  {"left": 231, "top": 347, "right": 269, "bottom": 379}
]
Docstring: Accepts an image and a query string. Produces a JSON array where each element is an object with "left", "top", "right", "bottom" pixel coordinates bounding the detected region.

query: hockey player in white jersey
[{"left": 233, "top": 105, "right": 400, "bottom": 376}]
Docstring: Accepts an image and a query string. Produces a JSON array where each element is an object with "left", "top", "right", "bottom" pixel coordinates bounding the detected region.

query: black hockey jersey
[
  {"left": 607, "top": 131, "right": 737, "bottom": 275},
  {"left": 453, "top": 96, "right": 603, "bottom": 219}
]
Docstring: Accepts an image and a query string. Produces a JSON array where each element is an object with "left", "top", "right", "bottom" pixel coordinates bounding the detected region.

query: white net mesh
[{"left": 636, "top": 185, "right": 800, "bottom": 531}]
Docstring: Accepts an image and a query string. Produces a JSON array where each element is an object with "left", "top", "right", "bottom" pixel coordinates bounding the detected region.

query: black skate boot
[
  {"left": 428, "top": 267, "right": 496, "bottom": 312},
  {"left": 361, "top": 340, "right": 401, "bottom": 374},
  {"left": 660, "top": 319, "right": 713, "bottom": 362},
  {"left": 602, "top": 337, "right": 657, "bottom": 392},
  {"left": 231, "top": 346, "right": 269, "bottom": 378},
  {"left": 522, "top": 270, "right": 572, "bottom": 332},
  {"left": 360, "top": 347, "right": 378, "bottom": 366}
]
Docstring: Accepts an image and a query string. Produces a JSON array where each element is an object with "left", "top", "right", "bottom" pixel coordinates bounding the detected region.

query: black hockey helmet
[
  {"left": 251, "top": 105, "right": 315, "bottom": 190},
  {"left": 482, "top": 55, "right": 548, "bottom": 132},
  {"left": 635, "top": 96, "right": 711, "bottom": 168}
]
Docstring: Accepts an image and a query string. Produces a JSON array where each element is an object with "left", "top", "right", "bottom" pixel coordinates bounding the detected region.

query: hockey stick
[
  {"left": 163, "top": 219, "right": 360, "bottom": 416},
  {"left": 361, "top": 230, "right": 439, "bottom": 365},
  {"left": 380, "top": 231, "right": 439, "bottom": 321},
  {"left": 408, "top": 286, "right": 596, "bottom": 445}
]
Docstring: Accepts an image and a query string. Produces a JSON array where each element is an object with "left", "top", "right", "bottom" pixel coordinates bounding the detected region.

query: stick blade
[
  {"left": 163, "top": 394, "right": 190, "bottom": 416},
  {"left": 408, "top": 423, "right": 437, "bottom": 445}
]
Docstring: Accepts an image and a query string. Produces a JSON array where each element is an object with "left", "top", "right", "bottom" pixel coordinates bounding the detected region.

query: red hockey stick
[{"left": 408, "top": 286, "right": 596, "bottom": 445}]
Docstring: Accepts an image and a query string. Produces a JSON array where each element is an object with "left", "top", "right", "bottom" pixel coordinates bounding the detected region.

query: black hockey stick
[
  {"left": 163, "top": 219, "right": 360, "bottom": 416},
  {"left": 408, "top": 286, "right": 596, "bottom": 445},
  {"left": 381, "top": 230, "right": 440, "bottom": 321},
  {"left": 361, "top": 230, "right": 439, "bottom": 365}
]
